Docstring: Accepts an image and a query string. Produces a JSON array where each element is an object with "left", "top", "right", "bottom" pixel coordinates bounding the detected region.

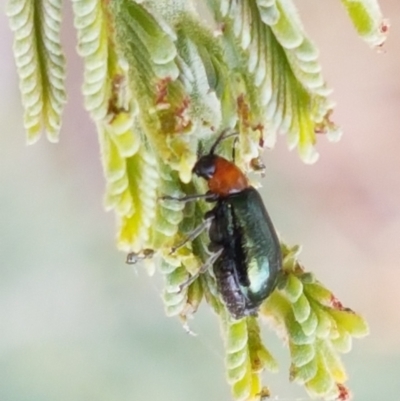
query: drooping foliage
[{"left": 7, "top": 0, "right": 387, "bottom": 399}]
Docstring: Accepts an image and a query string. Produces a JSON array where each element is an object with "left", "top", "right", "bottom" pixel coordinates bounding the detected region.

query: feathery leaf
[
  {"left": 7, "top": 0, "right": 66, "bottom": 143},
  {"left": 261, "top": 245, "right": 369, "bottom": 400},
  {"left": 207, "top": 0, "right": 339, "bottom": 163}
]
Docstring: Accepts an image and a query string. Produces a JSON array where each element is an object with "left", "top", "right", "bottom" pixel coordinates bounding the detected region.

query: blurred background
[{"left": 1, "top": 1, "right": 399, "bottom": 400}]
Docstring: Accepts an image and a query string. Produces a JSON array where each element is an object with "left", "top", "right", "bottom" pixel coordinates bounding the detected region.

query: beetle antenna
[
  {"left": 209, "top": 129, "right": 239, "bottom": 155},
  {"left": 232, "top": 136, "right": 239, "bottom": 163}
]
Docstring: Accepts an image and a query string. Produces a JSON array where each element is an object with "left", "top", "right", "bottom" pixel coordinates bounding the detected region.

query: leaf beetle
[{"left": 162, "top": 130, "right": 282, "bottom": 319}]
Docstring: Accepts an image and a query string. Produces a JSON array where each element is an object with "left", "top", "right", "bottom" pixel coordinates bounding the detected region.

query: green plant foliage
[
  {"left": 207, "top": 0, "right": 339, "bottom": 163},
  {"left": 7, "top": 0, "right": 387, "bottom": 400},
  {"left": 7, "top": 0, "right": 66, "bottom": 143}
]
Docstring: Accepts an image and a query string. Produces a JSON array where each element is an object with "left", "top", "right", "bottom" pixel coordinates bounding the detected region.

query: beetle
[{"left": 162, "top": 131, "right": 282, "bottom": 319}]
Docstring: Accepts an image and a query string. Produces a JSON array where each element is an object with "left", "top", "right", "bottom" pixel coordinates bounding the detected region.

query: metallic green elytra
[{"left": 206, "top": 187, "right": 282, "bottom": 319}]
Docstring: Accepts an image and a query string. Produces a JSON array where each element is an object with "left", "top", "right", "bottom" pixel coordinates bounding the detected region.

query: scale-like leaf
[
  {"left": 7, "top": 0, "right": 66, "bottom": 143},
  {"left": 261, "top": 245, "right": 369, "bottom": 400},
  {"left": 72, "top": 0, "right": 111, "bottom": 120},
  {"left": 223, "top": 316, "right": 276, "bottom": 401}
]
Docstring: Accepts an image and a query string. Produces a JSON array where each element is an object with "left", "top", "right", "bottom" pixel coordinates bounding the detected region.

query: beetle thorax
[{"left": 209, "top": 158, "right": 249, "bottom": 196}]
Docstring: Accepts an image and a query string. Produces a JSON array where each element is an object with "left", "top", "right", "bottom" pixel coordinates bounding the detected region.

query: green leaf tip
[{"left": 341, "top": 0, "right": 389, "bottom": 48}]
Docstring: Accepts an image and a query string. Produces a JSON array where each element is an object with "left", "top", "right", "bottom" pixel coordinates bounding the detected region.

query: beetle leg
[
  {"left": 159, "top": 192, "right": 217, "bottom": 204},
  {"left": 179, "top": 247, "right": 224, "bottom": 291},
  {"left": 170, "top": 214, "right": 214, "bottom": 254},
  {"left": 126, "top": 248, "right": 154, "bottom": 264}
]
